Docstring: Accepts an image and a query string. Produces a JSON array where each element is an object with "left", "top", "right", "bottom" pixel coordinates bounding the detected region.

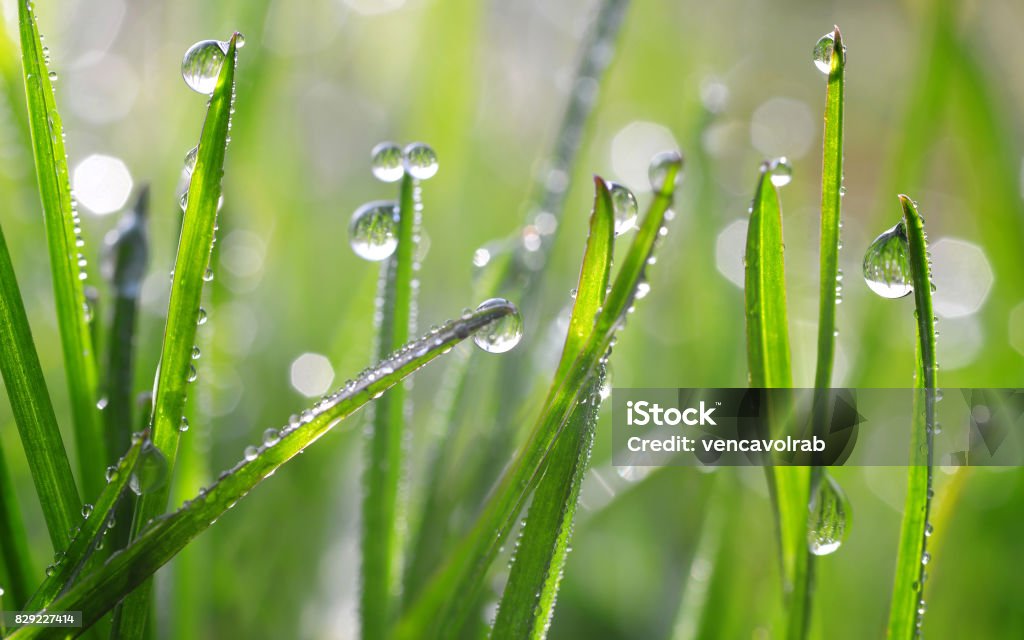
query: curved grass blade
[
  {"left": 9, "top": 303, "right": 518, "bottom": 638},
  {"left": 404, "top": 0, "right": 630, "bottom": 595},
  {"left": 113, "top": 33, "right": 241, "bottom": 638},
  {"left": 491, "top": 178, "right": 614, "bottom": 639},
  {"left": 0, "top": 220, "right": 79, "bottom": 550},
  {"left": 397, "top": 156, "right": 683, "bottom": 639},
  {"left": 24, "top": 436, "right": 143, "bottom": 612},
  {"left": 886, "top": 195, "right": 937, "bottom": 639},
  {"left": 18, "top": 0, "right": 105, "bottom": 500},
  {"left": 362, "top": 172, "right": 419, "bottom": 638},
  {"left": 743, "top": 167, "right": 812, "bottom": 639}
]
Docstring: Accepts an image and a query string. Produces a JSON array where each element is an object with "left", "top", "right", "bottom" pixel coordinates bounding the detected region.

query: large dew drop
[
  {"left": 403, "top": 143, "right": 438, "bottom": 180},
  {"left": 807, "top": 473, "right": 851, "bottom": 556},
  {"left": 863, "top": 222, "right": 913, "bottom": 299},
  {"left": 371, "top": 142, "right": 404, "bottom": 182},
  {"left": 181, "top": 40, "right": 228, "bottom": 94},
  {"left": 472, "top": 298, "right": 523, "bottom": 354},
  {"left": 184, "top": 145, "right": 199, "bottom": 174},
  {"left": 130, "top": 442, "right": 169, "bottom": 496},
  {"left": 349, "top": 201, "right": 399, "bottom": 261},
  {"left": 648, "top": 150, "right": 685, "bottom": 193},
  {"left": 768, "top": 157, "right": 793, "bottom": 187},
  {"left": 608, "top": 182, "right": 638, "bottom": 236},
  {"left": 813, "top": 33, "right": 835, "bottom": 74}
]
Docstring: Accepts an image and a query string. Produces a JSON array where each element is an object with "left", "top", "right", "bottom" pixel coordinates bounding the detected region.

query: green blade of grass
[
  {"left": 9, "top": 303, "right": 517, "bottom": 638},
  {"left": 18, "top": 0, "right": 105, "bottom": 501},
  {"left": 491, "top": 178, "right": 614, "bottom": 640},
  {"left": 362, "top": 172, "right": 418, "bottom": 638},
  {"left": 886, "top": 195, "right": 937, "bottom": 639},
  {"left": 24, "top": 436, "right": 144, "bottom": 612},
  {"left": 113, "top": 33, "right": 241, "bottom": 638},
  {"left": 0, "top": 219, "right": 79, "bottom": 551},
  {"left": 397, "top": 155, "right": 682, "bottom": 639},
  {"left": 0, "top": 438, "right": 33, "bottom": 607},
  {"left": 744, "top": 167, "right": 812, "bottom": 639}
]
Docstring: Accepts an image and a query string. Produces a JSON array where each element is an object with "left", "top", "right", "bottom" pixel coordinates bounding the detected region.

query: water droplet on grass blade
[
  {"left": 105, "top": 465, "right": 119, "bottom": 483},
  {"left": 181, "top": 40, "right": 228, "bottom": 94},
  {"left": 244, "top": 445, "right": 258, "bottom": 461},
  {"left": 472, "top": 298, "right": 523, "bottom": 354},
  {"left": 813, "top": 33, "right": 835, "bottom": 74},
  {"left": 349, "top": 201, "right": 399, "bottom": 261},
  {"left": 184, "top": 145, "right": 198, "bottom": 173},
  {"left": 130, "top": 443, "right": 168, "bottom": 496},
  {"left": 403, "top": 142, "right": 438, "bottom": 180},
  {"left": 863, "top": 222, "right": 913, "bottom": 299},
  {"left": 807, "top": 473, "right": 851, "bottom": 556},
  {"left": 81, "top": 504, "right": 93, "bottom": 518},
  {"left": 371, "top": 142, "right": 404, "bottom": 182},
  {"left": 179, "top": 416, "right": 190, "bottom": 432},
  {"left": 768, "top": 157, "right": 793, "bottom": 187},
  {"left": 648, "top": 150, "right": 684, "bottom": 193},
  {"left": 608, "top": 182, "right": 638, "bottom": 235}
]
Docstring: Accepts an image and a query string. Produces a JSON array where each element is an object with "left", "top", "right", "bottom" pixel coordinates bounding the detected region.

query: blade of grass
[
  {"left": 744, "top": 167, "right": 812, "bottom": 639},
  {"left": 0, "top": 439, "right": 33, "bottom": 607},
  {"left": 397, "top": 155, "right": 682, "bottom": 639},
  {"left": 18, "top": 0, "right": 105, "bottom": 500},
  {"left": 103, "top": 187, "right": 149, "bottom": 554},
  {"left": 886, "top": 195, "right": 937, "bottom": 639},
  {"left": 362, "top": 172, "right": 418, "bottom": 638},
  {"left": 0, "top": 218, "right": 79, "bottom": 550},
  {"left": 491, "top": 178, "right": 614, "bottom": 639},
  {"left": 403, "top": 0, "right": 630, "bottom": 597},
  {"left": 113, "top": 33, "right": 241, "bottom": 638},
  {"left": 10, "top": 302, "right": 518, "bottom": 637}
]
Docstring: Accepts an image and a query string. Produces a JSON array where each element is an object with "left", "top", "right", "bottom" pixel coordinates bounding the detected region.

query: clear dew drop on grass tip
[
  {"left": 863, "top": 221, "right": 913, "bottom": 299},
  {"left": 608, "top": 182, "right": 638, "bottom": 236},
  {"left": 349, "top": 201, "right": 400, "bottom": 261},
  {"left": 371, "top": 142, "right": 404, "bottom": 182},
  {"left": 813, "top": 32, "right": 836, "bottom": 74},
  {"left": 403, "top": 142, "right": 439, "bottom": 180},
  {"left": 807, "top": 472, "right": 851, "bottom": 556},
  {"left": 648, "top": 150, "right": 684, "bottom": 193},
  {"left": 768, "top": 157, "right": 793, "bottom": 187},
  {"left": 472, "top": 298, "right": 523, "bottom": 354}
]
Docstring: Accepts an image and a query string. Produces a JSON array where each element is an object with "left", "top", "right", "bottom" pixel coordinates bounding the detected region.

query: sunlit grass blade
[
  {"left": 18, "top": 0, "right": 105, "bottom": 500},
  {"left": 9, "top": 303, "right": 518, "bottom": 637},
  {"left": 113, "top": 33, "right": 241, "bottom": 638},
  {"left": 0, "top": 440, "right": 33, "bottom": 607},
  {"left": 397, "top": 155, "right": 682, "bottom": 639},
  {"left": 362, "top": 172, "right": 418, "bottom": 638},
  {"left": 886, "top": 195, "right": 937, "bottom": 639},
  {"left": 491, "top": 178, "right": 614, "bottom": 639},
  {"left": 24, "top": 436, "right": 143, "bottom": 612},
  {"left": 743, "top": 166, "right": 812, "bottom": 639},
  {"left": 0, "top": 220, "right": 79, "bottom": 550}
]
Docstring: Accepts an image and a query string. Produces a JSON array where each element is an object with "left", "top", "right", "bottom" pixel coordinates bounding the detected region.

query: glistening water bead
[
  {"left": 807, "top": 473, "right": 851, "bottom": 556},
  {"left": 129, "top": 443, "right": 169, "bottom": 496},
  {"left": 608, "top": 182, "right": 638, "bottom": 235},
  {"left": 349, "top": 201, "right": 399, "bottom": 261},
  {"left": 371, "top": 142, "right": 404, "bottom": 182},
  {"left": 813, "top": 32, "right": 836, "bottom": 74},
  {"left": 403, "top": 142, "right": 438, "bottom": 180},
  {"left": 768, "top": 157, "right": 793, "bottom": 187},
  {"left": 184, "top": 145, "right": 199, "bottom": 174},
  {"left": 863, "top": 222, "right": 913, "bottom": 299},
  {"left": 649, "top": 150, "right": 685, "bottom": 193},
  {"left": 181, "top": 40, "right": 229, "bottom": 94},
  {"left": 472, "top": 298, "right": 523, "bottom": 354}
]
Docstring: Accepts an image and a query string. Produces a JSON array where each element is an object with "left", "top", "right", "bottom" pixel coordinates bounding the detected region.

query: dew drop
[
  {"left": 81, "top": 503, "right": 94, "bottom": 519},
  {"left": 472, "top": 298, "right": 523, "bottom": 354},
  {"left": 863, "top": 222, "right": 913, "bottom": 299},
  {"left": 921, "top": 551, "right": 931, "bottom": 565},
  {"left": 179, "top": 416, "right": 190, "bottom": 432},
  {"left": 105, "top": 465, "right": 119, "bottom": 483},
  {"left": 184, "top": 145, "right": 198, "bottom": 174},
  {"left": 608, "top": 182, "right": 638, "bottom": 235},
  {"left": 807, "top": 473, "right": 851, "bottom": 556},
  {"left": 130, "top": 443, "right": 169, "bottom": 496},
  {"left": 181, "top": 40, "right": 228, "bottom": 95},
  {"left": 648, "top": 150, "right": 685, "bottom": 193},
  {"left": 203, "top": 268, "right": 214, "bottom": 282},
  {"left": 924, "top": 522, "right": 934, "bottom": 537},
  {"left": 244, "top": 445, "right": 258, "bottom": 461},
  {"left": 768, "top": 157, "right": 793, "bottom": 187},
  {"left": 263, "top": 428, "right": 281, "bottom": 447},
  {"left": 187, "top": 365, "right": 198, "bottom": 383},
  {"left": 45, "top": 565, "right": 56, "bottom": 577},
  {"left": 403, "top": 142, "right": 438, "bottom": 180},
  {"left": 813, "top": 32, "right": 836, "bottom": 74},
  {"left": 197, "top": 307, "right": 208, "bottom": 325},
  {"left": 234, "top": 33, "right": 246, "bottom": 49},
  {"left": 371, "top": 142, "right": 404, "bottom": 182},
  {"left": 349, "top": 201, "right": 399, "bottom": 261},
  {"left": 191, "top": 345, "right": 201, "bottom": 360},
  {"left": 635, "top": 281, "right": 651, "bottom": 300}
]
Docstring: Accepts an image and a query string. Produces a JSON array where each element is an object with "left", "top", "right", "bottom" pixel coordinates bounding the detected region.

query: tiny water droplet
[
  {"left": 403, "top": 142, "right": 438, "bottom": 180},
  {"left": 105, "top": 465, "right": 119, "bottom": 483},
  {"left": 234, "top": 33, "right": 246, "bottom": 49},
  {"left": 863, "top": 222, "right": 913, "bottom": 299},
  {"left": 197, "top": 307, "right": 208, "bottom": 325},
  {"left": 184, "top": 145, "right": 198, "bottom": 173},
  {"left": 45, "top": 565, "right": 56, "bottom": 577},
  {"left": 191, "top": 345, "right": 201, "bottom": 360},
  {"left": 569, "top": 288, "right": 578, "bottom": 299},
  {"left": 371, "top": 142, "right": 404, "bottom": 182},
  {"left": 608, "top": 181, "right": 638, "bottom": 235},
  {"left": 179, "top": 416, "right": 190, "bottom": 432},
  {"left": 244, "top": 445, "right": 258, "bottom": 461},
  {"left": 97, "top": 396, "right": 108, "bottom": 410},
  {"left": 635, "top": 281, "right": 651, "bottom": 300},
  {"left": 648, "top": 150, "right": 685, "bottom": 193},
  {"left": 186, "top": 365, "right": 198, "bottom": 383},
  {"left": 203, "top": 268, "right": 214, "bottom": 282},
  {"left": 48, "top": 70, "right": 58, "bottom": 81},
  {"left": 813, "top": 32, "right": 836, "bottom": 74},
  {"left": 349, "top": 201, "right": 399, "bottom": 261},
  {"left": 130, "top": 443, "right": 168, "bottom": 496},
  {"left": 263, "top": 428, "right": 281, "bottom": 446},
  {"left": 181, "top": 40, "right": 228, "bottom": 94},
  {"left": 807, "top": 473, "right": 851, "bottom": 556},
  {"left": 768, "top": 157, "right": 793, "bottom": 187},
  {"left": 81, "top": 503, "right": 93, "bottom": 519},
  {"left": 924, "top": 522, "right": 933, "bottom": 537},
  {"left": 472, "top": 298, "right": 523, "bottom": 354},
  {"left": 921, "top": 551, "right": 931, "bottom": 565}
]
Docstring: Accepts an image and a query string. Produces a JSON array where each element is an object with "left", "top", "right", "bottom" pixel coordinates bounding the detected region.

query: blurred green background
[{"left": 1, "top": 0, "right": 1022, "bottom": 637}]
